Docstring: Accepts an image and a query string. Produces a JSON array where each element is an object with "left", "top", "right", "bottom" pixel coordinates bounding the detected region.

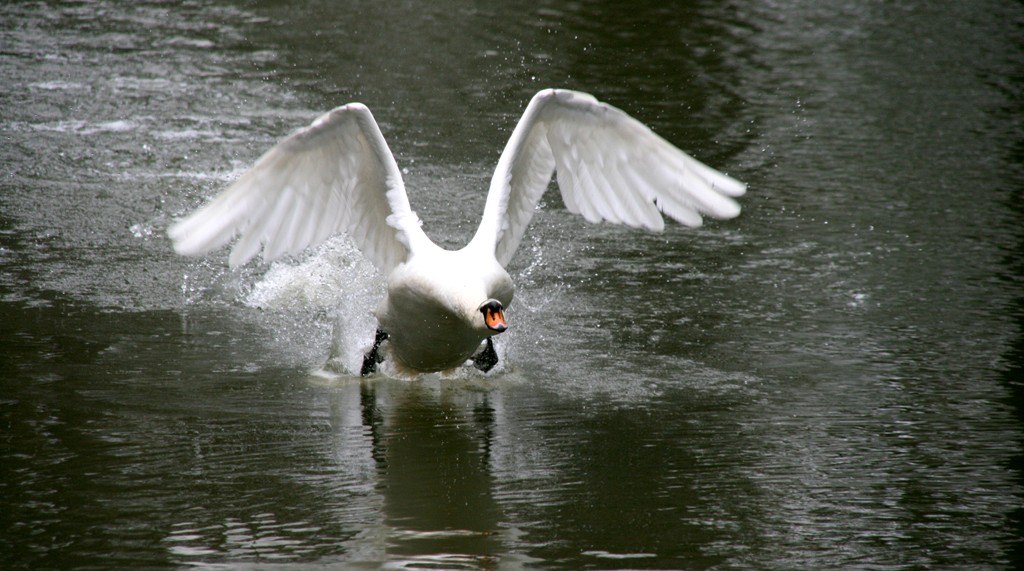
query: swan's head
[{"left": 479, "top": 299, "right": 508, "bottom": 334}]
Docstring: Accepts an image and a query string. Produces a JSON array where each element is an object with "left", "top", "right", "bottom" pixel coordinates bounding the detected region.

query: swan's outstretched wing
[
  {"left": 472, "top": 89, "right": 746, "bottom": 266},
  {"left": 168, "top": 104, "right": 426, "bottom": 272}
]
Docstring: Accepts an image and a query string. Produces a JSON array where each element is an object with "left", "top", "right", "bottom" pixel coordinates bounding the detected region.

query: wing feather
[
  {"left": 471, "top": 89, "right": 746, "bottom": 266},
  {"left": 606, "top": 161, "right": 663, "bottom": 231},
  {"left": 168, "top": 103, "right": 427, "bottom": 272}
]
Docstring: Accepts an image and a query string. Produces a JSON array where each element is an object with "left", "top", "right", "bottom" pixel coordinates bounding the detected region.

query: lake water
[{"left": 2, "top": 1, "right": 1023, "bottom": 569}]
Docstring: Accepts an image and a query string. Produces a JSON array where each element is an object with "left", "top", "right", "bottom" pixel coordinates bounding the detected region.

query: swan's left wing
[
  {"left": 472, "top": 89, "right": 746, "bottom": 266},
  {"left": 168, "top": 103, "right": 426, "bottom": 272}
]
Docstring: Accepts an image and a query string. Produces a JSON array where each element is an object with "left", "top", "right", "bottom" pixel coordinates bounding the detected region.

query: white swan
[{"left": 168, "top": 89, "right": 746, "bottom": 375}]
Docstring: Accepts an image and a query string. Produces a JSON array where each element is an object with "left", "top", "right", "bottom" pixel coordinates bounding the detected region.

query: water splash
[{"left": 243, "top": 236, "right": 383, "bottom": 373}]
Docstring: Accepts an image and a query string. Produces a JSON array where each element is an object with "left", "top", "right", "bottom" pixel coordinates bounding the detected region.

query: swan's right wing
[
  {"left": 168, "top": 104, "right": 426, "bottom": 272},
  {"left": 473, "top": 89, "right": 746, "bottom": 266}
]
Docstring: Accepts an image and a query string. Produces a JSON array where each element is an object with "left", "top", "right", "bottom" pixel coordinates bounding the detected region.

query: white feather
[
  {"left": 168, "top": 103, "right": 425, "bottom": 272},
  {"left": 471, "top": 89, "right": 746, "bottom": 265},
  {"left": 167, "top": 89, "right": 746, "bottom": 374}
]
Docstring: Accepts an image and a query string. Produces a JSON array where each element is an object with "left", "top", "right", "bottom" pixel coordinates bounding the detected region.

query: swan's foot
[
  {"left": 472, "top": 338, "right": 499, "bottom": 373},
  {"left": 360, "top": 328, "right": 389, "bottom": 376}
]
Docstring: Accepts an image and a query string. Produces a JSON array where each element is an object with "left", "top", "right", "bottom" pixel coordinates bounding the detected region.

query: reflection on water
[
  {"left": 3, "top": 0, "right": 1024, "bottom": 569},
  {"left": 359, "top": 380, "right": 506, "bottom": 567},
  {"left": 155, "top": 377, "right": 509, "bottom": 567}
]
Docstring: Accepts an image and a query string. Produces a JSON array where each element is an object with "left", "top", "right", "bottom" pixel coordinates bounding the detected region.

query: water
[{"left": 2, "top": 0, "right": 1023, "bottom": 569}]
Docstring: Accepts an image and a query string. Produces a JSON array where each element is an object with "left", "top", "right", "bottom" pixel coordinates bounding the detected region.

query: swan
[{"left": 168, "top": 89, "right": 746, "bottom": 375}]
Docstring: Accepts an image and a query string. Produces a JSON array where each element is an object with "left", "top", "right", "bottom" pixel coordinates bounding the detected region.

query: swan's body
[
  {"left": 168, "top": 89, "right": 746, "bottom": 374},
  {"left": 375, "top": 246, "right": 513, "bottom": 372}
]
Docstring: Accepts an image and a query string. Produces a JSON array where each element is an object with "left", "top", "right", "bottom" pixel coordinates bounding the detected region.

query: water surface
[{"left": 2, "top": 0, "right": 1023, "bottom": 569}]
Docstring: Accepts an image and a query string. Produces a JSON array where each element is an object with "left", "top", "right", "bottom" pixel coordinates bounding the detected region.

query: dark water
[{"left": 3, "top": 0, "right": 1023, "bottom": 569}]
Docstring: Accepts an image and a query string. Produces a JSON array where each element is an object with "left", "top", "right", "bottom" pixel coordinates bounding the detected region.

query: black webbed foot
[
  {"left": 472, "top": 337, "right": 499, "bottom": 373},
  {"left": 360, "top": 328, "right": 389, "bottom": 376}
]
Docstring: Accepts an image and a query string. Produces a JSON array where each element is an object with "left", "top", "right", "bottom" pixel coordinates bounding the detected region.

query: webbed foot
[
  {"left": 472, "top": 337, "right": 499, "bottom": 373},
  {"left": 360, "top": 328, "right": 389, "bottom": 376}
]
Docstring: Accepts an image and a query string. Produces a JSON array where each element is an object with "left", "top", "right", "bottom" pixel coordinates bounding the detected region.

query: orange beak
[{"left": 481, "top": 301, "right": 508, "bottom": 333}]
